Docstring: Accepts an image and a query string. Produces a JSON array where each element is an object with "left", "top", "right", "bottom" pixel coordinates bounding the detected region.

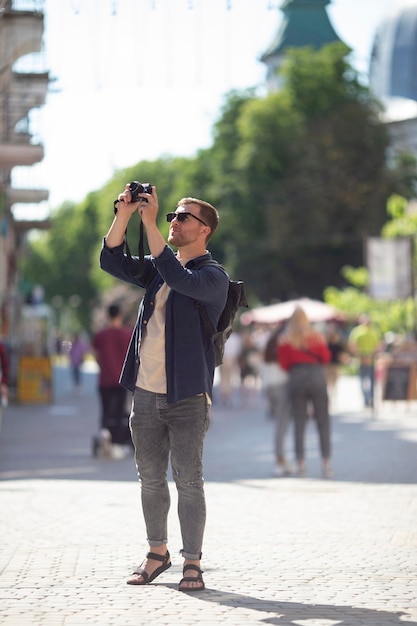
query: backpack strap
[
  {"left": 192, "top": 258, "right": 224, "bottom": 337},
  {"left": 196, "top": 301, "right": 216, "bottom": 337},
  {"left": 301, "top": 347, "right": 323, "bottom": 363},
  {"left": 142, "top": 256, "right": 226, "bottom": 339}
]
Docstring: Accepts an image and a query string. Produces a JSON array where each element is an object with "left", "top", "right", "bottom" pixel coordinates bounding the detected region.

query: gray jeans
[
  {"left": 130, "top": 387, "right": 210, "bottom": 560},
  {"left": 288, "top": 364, "right": 330, "bottom": 461},
  {"left": 266, "top": 382, "right": 291, "bottom": 460}
]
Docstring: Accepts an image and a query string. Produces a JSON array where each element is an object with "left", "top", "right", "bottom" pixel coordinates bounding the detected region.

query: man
[
  {"left": 348, "top": 315, "right": 381, "bottom": 407},
  {"left": 100, "top": 183, "right": 229, "bottom": 592},
  {"left": 92, "top": 304, "right": 132, "bottom": 453}
]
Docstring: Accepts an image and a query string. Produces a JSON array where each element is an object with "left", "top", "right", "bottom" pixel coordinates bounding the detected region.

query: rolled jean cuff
[
  {"left": 148, "top": 539, "right": 168, "bottom": 547},
  {"left": 180, "top": 549, "right": 202, "bottom": 561}
]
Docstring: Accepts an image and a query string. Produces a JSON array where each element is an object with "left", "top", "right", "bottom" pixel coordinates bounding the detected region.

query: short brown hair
[{"left": 177, "top": 197, "right": 219, "bottom": 243}]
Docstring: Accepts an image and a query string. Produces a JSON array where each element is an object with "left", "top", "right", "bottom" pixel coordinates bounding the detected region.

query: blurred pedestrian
[
  {"left": 0, "top": 338, "right": 10, "bottom": 412},
  {"left": 238, "top": 329, "right": 261, "bottom": 405},
  {"left": 278, "top": 308, "right": 332, "bottom": 478},
  {"left": 348, "top": 315, "right": 381, "bottom": 408},
  {"left": 218, "top": 330, "right": 242, "bottom": 407},
  {"left": 69, "top": 332, "right": 89, "bottom": 393},
  {"left": 92, "top": 304, "right": 132, "bottom": 452},
  {"left": 260, "top": 326, "right": 291, "bottom": 477},
  {"left": 325, "top": 322, "right": 348, "bottom": 408}
]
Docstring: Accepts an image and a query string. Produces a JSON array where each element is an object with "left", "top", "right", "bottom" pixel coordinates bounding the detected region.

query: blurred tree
[
  {"left": 209, "top": 43, "right": 395, "bottom": 303},
  {"left": 21, "top": 44, "right": 416, "bottom": 330},
  {"left": 20, "top": 196, "right": 101, "bottom": 331}
]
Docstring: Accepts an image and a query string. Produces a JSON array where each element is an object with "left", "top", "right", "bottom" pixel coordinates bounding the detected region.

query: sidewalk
[{"left": 0, "top": 367, "right": 416, "bottom": 626}]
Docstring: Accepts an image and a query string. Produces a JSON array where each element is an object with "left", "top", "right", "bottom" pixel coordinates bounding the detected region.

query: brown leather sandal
[
  {"left": 178, "top": 564, "right": 205, "bottom": 592},
  {"left": 127, "top": 551, "right": 171, "bottom": 585}
]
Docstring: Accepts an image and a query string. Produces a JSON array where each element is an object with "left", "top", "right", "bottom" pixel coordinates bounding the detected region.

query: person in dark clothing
[
  {"left": 92, "top": 304, "right": 132, "bottom": 449},
  {"left": 100, "top": 183, "right": 228, "bottom": 591},
  {"left": 0, "top": 340, "right": 10, "bottom": 408},
  {"left": 324, "top": 322, "right": 348, "bottom": 407},
  {"left": 69, "top": 332, "right": 89, "bottom": 392}
]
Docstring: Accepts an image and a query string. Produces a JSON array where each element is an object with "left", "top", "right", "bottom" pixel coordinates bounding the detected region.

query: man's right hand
[
  {"left": 104, "top": 184, "right": 143, "bottom": 248},
  {"left": 116, "top": 184, "right": 145, "bottom": 216}
]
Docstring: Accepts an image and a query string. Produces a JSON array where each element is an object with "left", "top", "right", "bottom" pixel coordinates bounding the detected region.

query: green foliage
[
  {"left": 389, "top": 152, "right": 417, "bottom": 199},
  {"left": 282, "top": 43, "right": 370, "bottom": 117},
  {"left": 324, "top": 285, "right": 416, "bottom": 336},
  {"left": 211, "top": 43, "right": 392, "bottom": 302},
  {"left": 21, "top": 43, "right": 414, "bottom": 332},
  {"left": 383, "top": 194, "right": 417, "bottom": 238},
  {"left": 341, "top": 266, "right": 368, "bottom": 289},
  {"left": 386, "top": 194, "right": 408, "bottom": 219},
  {"left": 20, "top": 196, "right": 102, "bottom": 330},
  {"left": 324, "top": 191, "right": 417, "bottom": 337}
]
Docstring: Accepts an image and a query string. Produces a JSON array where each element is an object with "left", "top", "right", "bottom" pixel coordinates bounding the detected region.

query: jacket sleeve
[
  {"left": 99, "top": 239, "right": 156, "bottom": 288},
  {"left": 153, "top": 246, "right": 229, "bottom": 310}
]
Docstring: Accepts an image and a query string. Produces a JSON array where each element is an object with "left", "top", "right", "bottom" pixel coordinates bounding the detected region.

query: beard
[{"left": 168, "top": 231, "right": 194, "bottom": 248}]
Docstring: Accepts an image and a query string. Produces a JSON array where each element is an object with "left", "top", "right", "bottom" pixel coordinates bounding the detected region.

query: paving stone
[{"left": 0, "top": 369, "right": 416, "bottom": 625}]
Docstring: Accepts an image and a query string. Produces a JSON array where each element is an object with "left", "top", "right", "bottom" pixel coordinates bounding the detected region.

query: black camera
[{"left": 129, "top": 181, "right": 152, "bottom": 202}]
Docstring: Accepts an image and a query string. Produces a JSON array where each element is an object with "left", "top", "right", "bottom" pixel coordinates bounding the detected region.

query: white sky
[{"left": 12, "top": 0, "right": 400, "bottom": 219}]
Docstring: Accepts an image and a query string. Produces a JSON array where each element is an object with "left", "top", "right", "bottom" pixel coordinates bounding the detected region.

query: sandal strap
[
  {"left": 131, "top": 567, "right": 149, "bottom": 581},
  {"left": 132, "top": 550, "right": 169, "bottom": 575},
  {"left": 146, "top": 550, "right": 170, "bottom": 564},
  {"left": 179, "top": 564, "right": 205, "bottom": 590},
  {"left": 182, "top": 564, "right": 204, "bottom": 576},
  {"left": 180, "top": 576, "right": 203, "bottom": 583}
]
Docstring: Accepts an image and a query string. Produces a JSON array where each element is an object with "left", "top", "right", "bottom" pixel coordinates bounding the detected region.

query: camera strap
[{"left": 113, "top": 200, "right": 145, "bottom": 278}]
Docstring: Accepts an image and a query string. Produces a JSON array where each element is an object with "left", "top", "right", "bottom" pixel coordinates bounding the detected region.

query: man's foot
[
  {"left": 127, "top": 550, "right": 171, "bottom": 585},
  {"left": 178, "top": 561, "right": 205, "bottom": 592}
]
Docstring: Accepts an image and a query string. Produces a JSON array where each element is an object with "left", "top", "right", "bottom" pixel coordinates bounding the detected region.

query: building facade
[
  {"left": 369, "top": 1, "right": 417, "bottom": 165},
  {"left": 0, "top": 0, "right": 50, "bottom": 389}
]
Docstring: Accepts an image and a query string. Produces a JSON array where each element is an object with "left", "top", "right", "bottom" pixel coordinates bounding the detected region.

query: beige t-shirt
[
  {"left": 136, "top": 282, "right": 170, "bottom": 393},
  {"left": 135, "top": 254, "right": 211, "bottom": 404}
]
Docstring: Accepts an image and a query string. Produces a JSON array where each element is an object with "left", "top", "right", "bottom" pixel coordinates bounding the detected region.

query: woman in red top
[{"left": 278, "top": 307, "right": 332, "bottom": 478}]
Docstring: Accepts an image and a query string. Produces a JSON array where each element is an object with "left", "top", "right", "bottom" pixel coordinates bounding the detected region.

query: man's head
[
  {"left": 108, "top": 304, "right": 121, "bottom": 320},
  {"left": 167, "top": 197, "right": 219, "bottom": 248},
  {"left": 358, "top": 314, "right": 371, "bottom": 326}
]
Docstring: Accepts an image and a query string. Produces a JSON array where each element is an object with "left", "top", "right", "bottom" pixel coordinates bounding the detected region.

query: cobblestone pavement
[{"left": 0, "top": 366, "right": 416, "bottom": 626}]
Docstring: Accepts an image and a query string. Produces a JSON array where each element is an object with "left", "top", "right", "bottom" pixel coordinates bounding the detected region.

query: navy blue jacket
[{"left": 100, "top": 240, "right": 229, "bottom": 404}]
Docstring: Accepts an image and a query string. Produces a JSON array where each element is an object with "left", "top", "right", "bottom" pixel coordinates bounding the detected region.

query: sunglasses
[{"left": 166, "top": 211, "right": 207, "bottom": 226}]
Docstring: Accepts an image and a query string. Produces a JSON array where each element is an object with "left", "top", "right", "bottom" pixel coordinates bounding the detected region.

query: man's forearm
[
  {"left": 104, "top": 213, "right": 131, "bottom": 248},
  {"left": 144, "top": 223, "right": 167, "bottom": 259}
]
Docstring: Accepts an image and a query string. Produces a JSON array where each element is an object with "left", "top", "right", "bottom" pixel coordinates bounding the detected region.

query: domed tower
[
  {"left": 370, "top": 1, "right": 417, "bottom": 102},
  {"left": 369, "top": 1, "right": 417, "bottom": 163},
  {"left": 260, "top": 0, "right": 346, "bottom": 92}
]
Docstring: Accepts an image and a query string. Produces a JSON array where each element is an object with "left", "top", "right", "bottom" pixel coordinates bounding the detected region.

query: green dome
[{"left": 261, "top": 0, "right": 345, "bottom": 63}]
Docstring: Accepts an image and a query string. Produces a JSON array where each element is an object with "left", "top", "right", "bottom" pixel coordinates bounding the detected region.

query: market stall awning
[{"left": 241, "top": 297, "right": 345, "bottom": 326}]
